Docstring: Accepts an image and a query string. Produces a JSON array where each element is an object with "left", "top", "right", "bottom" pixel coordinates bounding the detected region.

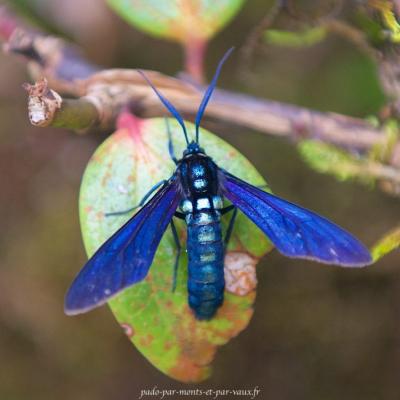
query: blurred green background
[{"left": 0, "top": 1, "right": 399, "bottom": 399}]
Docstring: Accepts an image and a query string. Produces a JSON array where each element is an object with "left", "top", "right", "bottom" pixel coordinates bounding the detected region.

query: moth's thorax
[{"left": 177, "top": 153, "right": 220, "bottom": 199}]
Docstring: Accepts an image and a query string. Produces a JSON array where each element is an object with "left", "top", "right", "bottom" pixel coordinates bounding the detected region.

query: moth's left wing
[
  {"left": 65, "top": 175, "right": 182, "bottom": 315},
  {"left": 219, "top": 170, "right": 371, "bottom": 266}
]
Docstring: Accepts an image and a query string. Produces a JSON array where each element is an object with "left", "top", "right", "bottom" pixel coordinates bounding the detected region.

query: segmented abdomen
[{"left": 187, "top": 211, "right": 224, "bottom": 320}]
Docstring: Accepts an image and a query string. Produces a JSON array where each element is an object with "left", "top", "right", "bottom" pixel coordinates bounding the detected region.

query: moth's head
[
  {"left": 183, "top": 141, "right": 205, "bottom": 157},
  {"left": 138, "top": 48, "right": 233, "bottom": 156}
]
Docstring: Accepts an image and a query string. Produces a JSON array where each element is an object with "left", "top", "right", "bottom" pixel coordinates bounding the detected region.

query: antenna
[
  {"left": 138, "top": 70, "right": 190, "bottom": 145},
  {"left": 195, "top": 47, "right": 234, "bottom": 143}
]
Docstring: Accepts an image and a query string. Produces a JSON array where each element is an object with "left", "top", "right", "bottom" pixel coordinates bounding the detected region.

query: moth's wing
[
  {"left": 219, "top": 170, "right": 371, "bottom": 266},
  {"left": 65, "top": 175, "right": 182, "bottom": 315}
]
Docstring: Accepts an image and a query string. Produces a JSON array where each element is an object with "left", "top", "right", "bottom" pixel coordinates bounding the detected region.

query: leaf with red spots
[
  {"left": 106, "top": 0, "right": 246, "bottom": 44},
  {"left": 79, "top": 111, "right": 273, "bottom": 382}
]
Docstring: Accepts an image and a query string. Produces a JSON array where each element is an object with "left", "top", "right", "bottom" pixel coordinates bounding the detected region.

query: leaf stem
[{"left": 184, "top": 37, "right": 206, "bottom": 83}]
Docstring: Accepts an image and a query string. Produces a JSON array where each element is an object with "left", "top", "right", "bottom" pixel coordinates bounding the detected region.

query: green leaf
[
  {"left": 298, "top": 140, "right": 374, "bottom": 184},
  {"left": 264, "top": 26, "right": 327, "bottom": 48},
  {"left": 354, "top": 9, "right": 386, "bottom": 45},
  {"left": 370, "top": 1, "right": 400, "bottom": 43},
  {"left": 79, "top": 112, "right": 272, "bottom": 382},
  {"left": 368, "top": 119, "right": 399, "bottom": 164},
  {"left": 106, "top": 0, "right": 246, "bottom": 43},
  {"left": 371, "top": 226, "right": 400, "bottom": 262}
]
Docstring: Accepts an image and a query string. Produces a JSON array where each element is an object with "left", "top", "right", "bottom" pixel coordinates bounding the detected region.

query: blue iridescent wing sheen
[
  {"left": 219, "top": 170, "right": 372, "bottom": 266},
  {"left": 65, "top": 175, "right": 182, "bottom": 315}
]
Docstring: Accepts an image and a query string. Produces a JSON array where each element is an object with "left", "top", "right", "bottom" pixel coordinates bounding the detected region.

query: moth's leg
[
  {"left": 170, "top": 218, "right": 181, "bottom": 292},
  {"left": 165, "top": 118, "right": 178, "bottom": 165},
  {"left": 221, "top": 204, "right": 235, "bottom": 216},
  {"left": 222, "top": 205, "right": 238, "bottom": 250},
  {"left": 174, "top": 211, "right": 185, "bottom": 220},
  {"left": 105, "top": 180, "right": 167, "bottom": 217}
]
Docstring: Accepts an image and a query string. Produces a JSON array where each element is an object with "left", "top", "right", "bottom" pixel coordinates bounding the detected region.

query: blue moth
[{"left": 65, "top": 48, "right": 372, "bottom": 320}]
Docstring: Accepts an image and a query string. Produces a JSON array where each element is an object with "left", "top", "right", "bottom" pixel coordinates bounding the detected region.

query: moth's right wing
[{"left": 220, "top": 170, "right": 371, "bottom": 267}]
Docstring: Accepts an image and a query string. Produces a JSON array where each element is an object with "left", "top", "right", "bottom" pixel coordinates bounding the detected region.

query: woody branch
[{"left": 1, "top": 5, "right": 399, "bottom": 190}]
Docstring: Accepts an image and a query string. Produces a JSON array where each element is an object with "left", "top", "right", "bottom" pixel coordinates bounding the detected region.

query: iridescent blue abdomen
[
  {"left": 186, "top": 210, "right": 224, "bottom": 319},
  {"left": 178, "top": 154, "right": 225, "bottom": 320}
]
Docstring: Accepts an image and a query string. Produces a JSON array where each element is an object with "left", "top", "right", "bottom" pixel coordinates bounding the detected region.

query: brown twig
[
  {"left": 3, "top": 25, "right": 99, "bottom": 94},
  {"left": 238, "top": 0, "right": 284, "bottom": 76},
  {"left": 0, "top": 6, "right": 384, "bottom": 149},
  {"left": 1, "top": 5, "right": 400, "bottom": 193},
  {"left": 23, "top": 78, "right": 98, "bottom": 130},
  {"left": 323, "top": 19, "right": 379, "bottom": 59},
  {"left": 22, "top": 72, "right": 387, "bottom": 153}
]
